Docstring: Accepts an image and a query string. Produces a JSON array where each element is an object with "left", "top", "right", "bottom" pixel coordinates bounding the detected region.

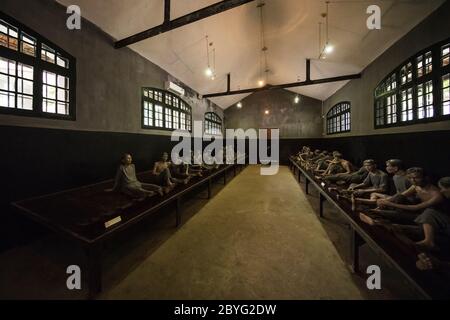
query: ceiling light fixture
[
  {"left": 204, "top": 35, "right": 216, "bottom": 79},
  {"left": 258, "top": 1, "right": 269, "bottom": 88},
  {"left": 205, "top": 67, "right": 213, "bottom": 77},
  {"left": 324, "top": 43, "right": 334, "bottom": 54},
  {"left": 319, "top": 1, "right": 334, "bottom": 59},
  {"left": 294, "top": 95, "right": 300, "bottom": 104},
  {"left": 237, "top": 102, "right": 243, "bottom": 109},
  {"left": 265, "top": 110, "right": 270, "bottom": 115}
]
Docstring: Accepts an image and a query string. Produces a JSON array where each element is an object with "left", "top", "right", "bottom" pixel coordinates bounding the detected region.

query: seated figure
[
  {"left": 170, "top": 162, "right": 193, "bottom": 183},
  {"left": 152, "top": 152, "right": 187, "bottom": 192},
  {"left": 303, "top": 149, "right": 322, "bottom": 170},
  {"left": 189, "top": 150, "right": 207, "bottom": 175},
  {"left": 413, "top": 176, "right": 450, "bottom": 250},
  {"left": 316, "top": 152, "right": 352, "bottom": 178},
  {"left": 225, "top": 145, "right": 237, "bottom": 164},
  {"left": 313, "top": 151, "right": 333, "bottom": 172},
  {"left": 106, "top": 153, "right": 163, "bottom": 199},
  {"left": 359, "top": 169, "right": 446, "bottom": 250},
  {"left": 337, "top": 160, "right": 388, "bottom": 209},
  {"left": 296, "top": 147, "right": 313, "bottom": 165},
  {"left": 309, "top": 149, "right": 322, "bottom": 161},
  {"left": 295, "top": 146, "right": 310, "bottom": 158},
  {"left": 349, "top": 159, "right": 407, "bottom": 210},
  {"left": 325, "top": 164, "right": 369, "bottom": 186},
  {"left": 203, "top": 152, "right": 220, "bottom": 170}
]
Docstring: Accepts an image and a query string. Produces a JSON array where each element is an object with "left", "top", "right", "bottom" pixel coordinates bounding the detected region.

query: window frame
[
  {"left": 204, "top": 111, "right": 223, "bottom": 136},
  {"left": 326, "top": 102, "right": 351, "bottom": 135},
  {"left": 374, "top": 37, "right": 450, "bottom": 129},
  {"left": 141, "top": 87, "right": 192, "bottom": 132},
  {"left": 0, "top": 11, "right": 76, "bottom": 121}
]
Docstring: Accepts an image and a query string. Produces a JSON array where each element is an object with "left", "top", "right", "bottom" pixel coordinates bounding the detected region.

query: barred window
[
  {"left": 204, "top": 112, "right": 222, "bottom": 135},
  {"left": 400, "top": 88, "right": 413, "bottom": 122},
  {"left": 143, "top": 101, "right": 153, "bottom": 127},
  {"left": 0, "top": 13, "right": 76, "bottom": 119},
  {"left": 417, "top": 80, "right": 434, "bottom": 119},
  {"left": 142, "top": 87, "right": 192, "bottom": 131},
  {"left": 443, "top": 73, "right": 450, "bottom": 116},
  {"left": 374, "top": 38, "right": 450, "bottom": 128},
  {"left": 326, "top": 102, "right": 351, "bottom": 135},
  {"left": 416, "top": 51, "right": 432, "bottom": 78}
]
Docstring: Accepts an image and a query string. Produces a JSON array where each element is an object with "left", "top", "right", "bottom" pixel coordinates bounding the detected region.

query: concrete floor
[
  {"left": 101, "top": 165, "right": 363, "bottom": 300},
  {"left": 1, "top": 165, "right": 383, "bottom": 300}
]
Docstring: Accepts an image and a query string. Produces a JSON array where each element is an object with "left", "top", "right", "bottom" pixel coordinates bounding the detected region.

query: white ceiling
[{"left": 56, "top": 0, "right": 445, "bottom": 108}]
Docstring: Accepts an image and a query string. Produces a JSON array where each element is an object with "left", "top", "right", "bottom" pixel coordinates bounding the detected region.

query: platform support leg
[
  {"left": 176, "top": 197, "right": 181, "bottom": 227},
  {"left": 350, "top": 228, "right": 364, "bottom": 274},
  {"left": 86, "top": 242, "right": 103, "bottom": 300},
  {"left": 319, "top": 193, "right": 325, "bottom": 218}
]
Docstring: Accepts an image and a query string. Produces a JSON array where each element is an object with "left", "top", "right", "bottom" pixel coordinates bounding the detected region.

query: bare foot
[
  {"left": 416, "top": 253, "right": 440, "bottom": 271},
  {"left": 359, "top": 212, "right": 381, "bottom": 226},
  {"left": 163, "top": 186, "right": 171, "bottom": 194},
  {"left": 415, "top": 240, "right": 437, "bottom": 252}
]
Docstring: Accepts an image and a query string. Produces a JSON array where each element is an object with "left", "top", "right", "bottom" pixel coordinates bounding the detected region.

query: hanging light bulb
[
  {"left": 258, "top": 80, "right": 265, "bottom": 87},
  {"left": 265, "top": 109, "right": 270, "bottom": 115},
  {"left": 237, "top": 102, "right": 243, "bottom": 109},
  {"left": 204, "top": 35, "right": 213, "bottom": 78},
  {"left": 205, "top": 67, "right": 213, "bottom": 77},
  {"left": 294, "top": 95, "right": 300, "bottom": 104},
  {"left": 324, "top": 42, "right": 334, "bottom": 54},
  {"left": 323, "top": 2, "right": 334, "bottom": 56}
]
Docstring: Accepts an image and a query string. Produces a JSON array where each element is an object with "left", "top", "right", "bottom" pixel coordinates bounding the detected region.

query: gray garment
[
  {"left": 361, "top": 170, "right": 388, "bottom": 193},
  {"left": 324, "top": 166, "right": 368, "bottom": 184},
  {"left": 114, "top": 164, "right": 161, "bottom": 197},
  {"left": 155, "top": 167, "right": 172, "bottom": 186},
  {"left": 348, "top": 167, "right": 369, "bottom": 183},
  {"left": 114, "top": 164, "right": 141, "bottom": 190},
  {"left": 393, "top": 174, "right": 411, "bottom": 194},
  {"left": 415, "top": 207, "right": 450, "bottom": 237}
]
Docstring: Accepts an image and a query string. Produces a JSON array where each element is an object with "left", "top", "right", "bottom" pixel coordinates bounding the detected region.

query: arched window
[
  {"left": 142, "top": 88, "right": 192, "bottom": 131},
  {"left": 204, "top": 112, "right": 222, "bottom": 135},
  {"left": 326, "top": 102, "right": 351, "bottom": 135},
  {"left": 0, "top": 12, "right": 76, "bottom": 119},
  {"left": 374, "top": 38, "right": 450, "bottom": 128}
]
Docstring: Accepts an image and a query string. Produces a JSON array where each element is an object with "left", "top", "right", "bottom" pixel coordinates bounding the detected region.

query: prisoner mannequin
[
  {"left": 359, "top": 168, "right": 444, "bottom": 232},
  {"left": 152, "top": 152, "right": 187, "bottom": 191},
  {"left": 317, "top": 152, "right": 352, "bottom": 178},
  {"left": 413, "top": 176, "right": 450, "bottom": 250},
  {"left": 347, "top": 160, "right": 388, "bottom": 210},
  {"left": 351, "top": 159, "right": 408, "bottom": 209},
  {"left": 325, "top": 165, "right": 369, "bottom": 186},
  {"left": 106, "top": 153, "right": 163, "bottom": 199}
]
